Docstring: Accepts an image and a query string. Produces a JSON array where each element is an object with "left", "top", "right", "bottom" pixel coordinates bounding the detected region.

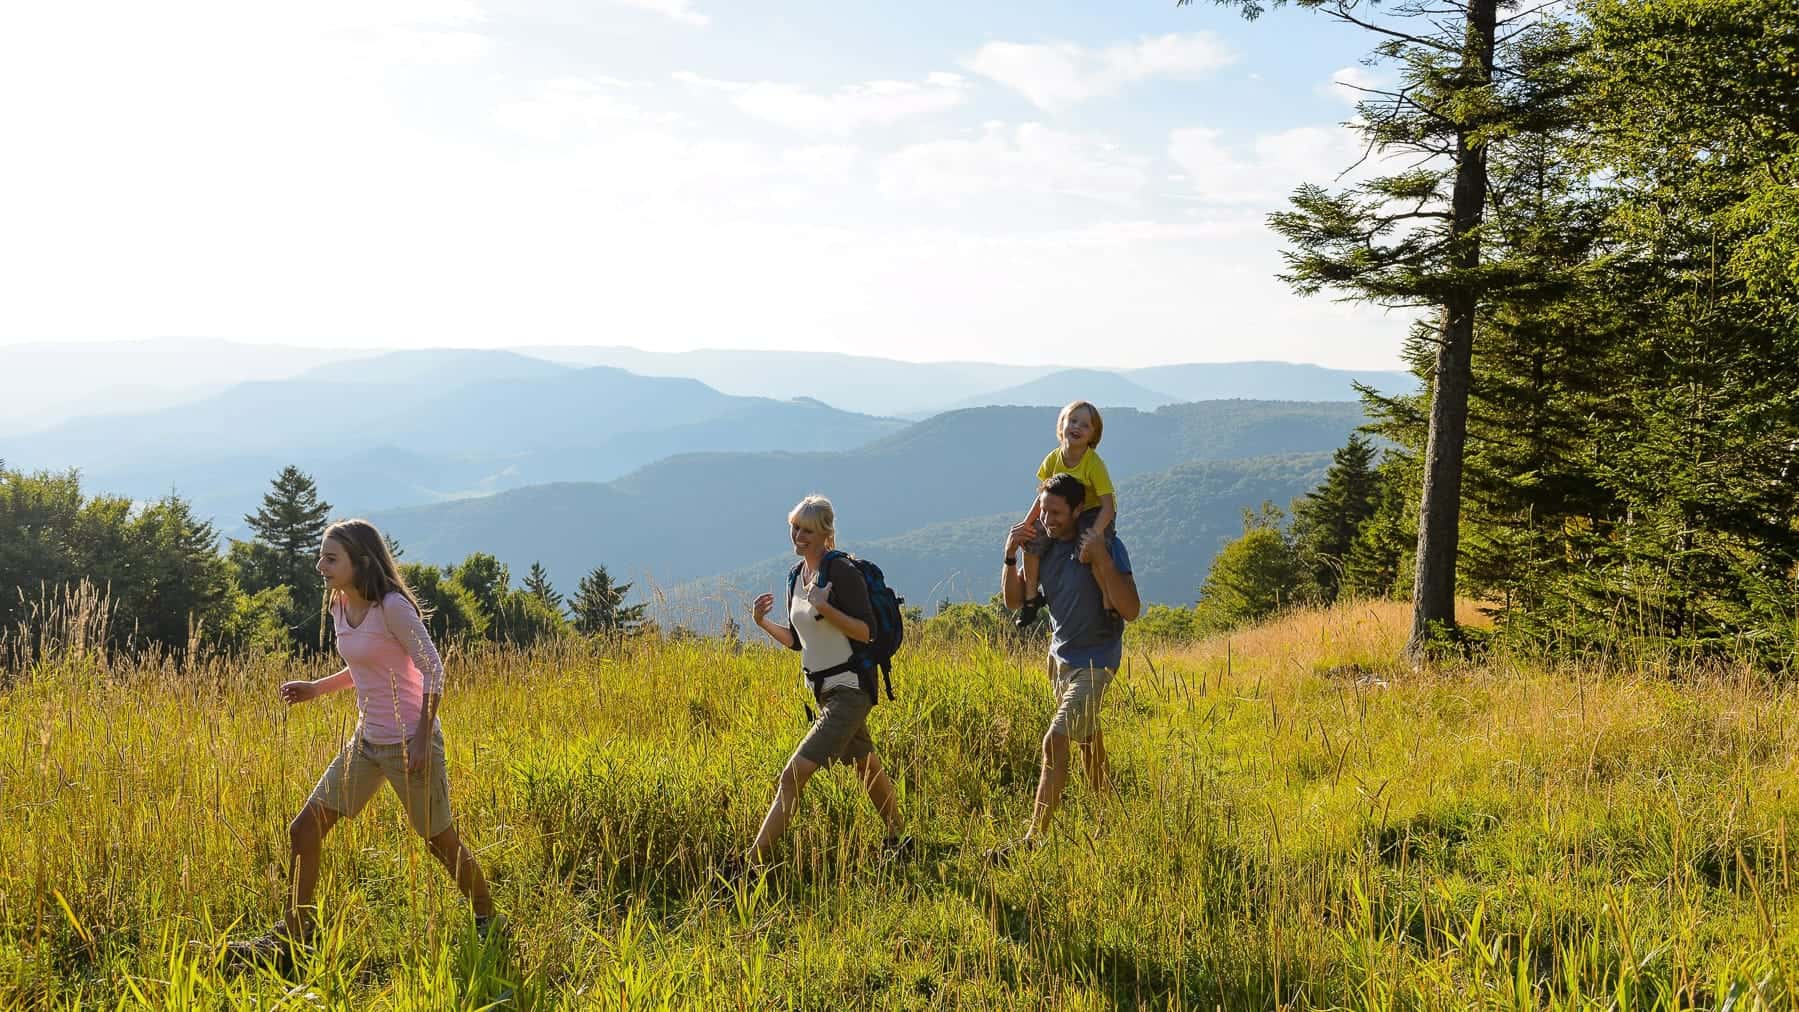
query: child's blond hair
[{"left": 1057, "top": 400, "right": 1104, "bottom": 449}]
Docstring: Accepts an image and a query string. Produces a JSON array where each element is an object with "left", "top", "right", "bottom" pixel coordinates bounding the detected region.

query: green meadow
[{"left": 3, "top": 601, "right": 1796, "bottom": 1009}]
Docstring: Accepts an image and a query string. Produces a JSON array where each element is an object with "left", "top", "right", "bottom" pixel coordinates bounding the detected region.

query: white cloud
[
  {"left": 1169, "top": 125, "right": 1370, "bottom": 205},
  {"left": 879, "top": 122, "right": 1148, "bottom": 205},
  {"left": 610, "top": 0, "right": 708, "bottom": 27},
  {"left": 673, "top": 71, "right": 966, "bottom": 133},
  {"left": 495, "top": 77, "right": 671, "bottom": 140},
  {"left": 1320, "top": 64, "right": 1383, "bottom": 106},
  {"left": 967, "top": 33, "right": 1235, "bottom": 111}
]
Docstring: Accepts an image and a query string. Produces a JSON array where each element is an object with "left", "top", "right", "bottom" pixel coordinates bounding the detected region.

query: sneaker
[
  {"left": 881, "top": 834, "right": 914, "bottom": 861},
  {"left": 475, "top": 912, "right": 509, "bottom": 944},
  {"left": 982, "top": 837, "right": 1038, "bottom": 867},
  {"left": 225, "top": 925, "right": 304, "bottom": 969}
]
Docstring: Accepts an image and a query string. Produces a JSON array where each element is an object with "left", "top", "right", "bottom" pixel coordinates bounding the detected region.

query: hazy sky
[{"left": 0, "top": 1, "right": 1412, "bottom": 368}]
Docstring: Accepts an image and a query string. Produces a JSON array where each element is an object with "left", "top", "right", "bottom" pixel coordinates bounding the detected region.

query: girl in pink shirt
[{"left": 228, "top": 519, "right": 501, "bottom": 964}]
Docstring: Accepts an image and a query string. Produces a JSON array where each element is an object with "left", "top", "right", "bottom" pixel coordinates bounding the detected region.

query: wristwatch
[{"left": 1004, "top": 555, "right": 1017, "bottom": 566}]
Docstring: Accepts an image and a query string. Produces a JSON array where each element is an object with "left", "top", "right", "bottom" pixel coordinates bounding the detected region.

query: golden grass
[{"left": 2, "top": 599, "right": 1797, "bottom": 1009}]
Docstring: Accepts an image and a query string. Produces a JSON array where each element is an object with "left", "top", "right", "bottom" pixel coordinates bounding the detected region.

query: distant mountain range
[
  {"left": 369, "top": 400, "right": 1367, "bottom": 608},
  {"left": 2, "top": 342, "right": 1393, "bottom": 607},
  {"left": 0, "top": 350, "right": 903, "bottom": 528},
  {"left": 520, "top": 346, "right": 1414, "bottom": 416},
  {"left": 2, "top": 338, "right": 1411, "bottom": 434}
]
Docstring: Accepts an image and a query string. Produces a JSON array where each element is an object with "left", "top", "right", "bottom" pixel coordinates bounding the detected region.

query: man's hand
[
  {"left": 279, "top": 680, "right": 320, "bottom": 706},
  {"left": 407, "top": 729, "right": 432, "bottom": 774},
  {"left": 1079, "top": 528, "right": 1107, "bottom": 566}
]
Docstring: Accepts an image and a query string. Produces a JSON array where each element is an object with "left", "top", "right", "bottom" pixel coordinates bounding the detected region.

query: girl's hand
[
  {"left": 752, "top": 593, "right": 775, "bottom": 624},
  {"left": 1006, "top": 521, "right": 1035, "bottom": 556},
  {"left": 407, "top": 731, "right": 432, "bottom": 774},
  {"left": 279, "top": 680, "right": 319, "bottom": 706},
  {"left": 806, "top": 581, "right": 831, "bottom": 614}
]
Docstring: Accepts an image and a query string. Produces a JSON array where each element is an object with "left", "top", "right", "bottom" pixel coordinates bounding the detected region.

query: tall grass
[{"left": 1, "top": 599, "right": 1796, "bottom": 1008}]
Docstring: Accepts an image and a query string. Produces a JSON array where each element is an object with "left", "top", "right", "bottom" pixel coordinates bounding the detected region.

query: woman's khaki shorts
[
  {"left": 796, "top": 685, "right": 876, "bottom": 768},
  {"left": 1048, "top": 656, "right": 1115, "bottom": 743},
  {"left": 306, "top": 728, "right": 453, "bottom": 839}
]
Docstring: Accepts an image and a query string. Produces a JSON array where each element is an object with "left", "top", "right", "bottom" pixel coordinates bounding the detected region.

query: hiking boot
[{"left": 1014, "top": 595, "right": 1045, "bottom": 629}]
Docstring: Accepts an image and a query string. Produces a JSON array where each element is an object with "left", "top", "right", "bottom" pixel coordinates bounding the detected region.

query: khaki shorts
[
  {"left": 307, "top": 728, "right": 453, "bottom": 839},
  {"left": 1048, "top": 656, "right": 1115, "bottom": 743},
  {"left": 795, "top": 686, "right": 876, "bottom": 768}
]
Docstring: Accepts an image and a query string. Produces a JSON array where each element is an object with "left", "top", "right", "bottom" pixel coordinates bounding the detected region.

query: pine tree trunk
[{"left": 1408, "top": 0, "right": 1497, "bottom": 660}]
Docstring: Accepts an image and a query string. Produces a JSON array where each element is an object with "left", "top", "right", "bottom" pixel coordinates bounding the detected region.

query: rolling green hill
[
  {"left": 374, "top": 400, "right": 1364, "bottom": 606},
  {"left": 666, "top": 453, "right": 1333, "bottom": 627}
]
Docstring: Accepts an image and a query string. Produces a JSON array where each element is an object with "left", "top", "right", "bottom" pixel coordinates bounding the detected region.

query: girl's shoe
[
  {"left": 1015, "top": 595, "right": 1046, "bottom": 629},
  {"left": 881, "top": 834, "right": 914, "bottom": 861}
]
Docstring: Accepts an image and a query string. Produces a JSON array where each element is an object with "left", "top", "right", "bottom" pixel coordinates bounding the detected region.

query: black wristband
[{"left": 1004, "top": 555, "right": 1018, "bottom": 566}]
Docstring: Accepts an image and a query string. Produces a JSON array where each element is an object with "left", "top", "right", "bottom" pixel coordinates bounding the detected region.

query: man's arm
[{"left": 1001, "top": 526, "right": 1032, "bottom": 608}]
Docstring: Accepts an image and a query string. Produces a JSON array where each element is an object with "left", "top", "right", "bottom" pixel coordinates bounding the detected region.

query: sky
[{"left": 0, "top": 0, "right": 1412, "bottom": 369}]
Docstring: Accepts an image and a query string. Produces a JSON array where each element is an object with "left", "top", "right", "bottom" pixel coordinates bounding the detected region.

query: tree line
[
  {"left": 1182, "top": 0, "right": 1797, "bottom": 666},
  {"left": 1, "top": 463, "right": 649, "bottom": 659}
]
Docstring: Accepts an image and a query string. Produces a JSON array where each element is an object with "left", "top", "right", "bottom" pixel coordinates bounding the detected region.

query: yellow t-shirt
[{"left": 1037, "top": 447, "right": 1114, "bottom": 515}]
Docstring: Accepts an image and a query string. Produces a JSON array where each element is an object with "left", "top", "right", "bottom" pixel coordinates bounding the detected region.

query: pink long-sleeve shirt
[{"left": 330, "top": 591, "right": 446, "bottom": 745}]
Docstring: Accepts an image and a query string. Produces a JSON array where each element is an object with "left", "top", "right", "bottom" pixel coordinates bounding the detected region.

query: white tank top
[{"left": 790, "top": 563, "right": 861, "bottom": 694}]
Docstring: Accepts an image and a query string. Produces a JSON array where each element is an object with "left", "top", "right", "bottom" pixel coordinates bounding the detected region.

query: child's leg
[
  {"left": 1021, "top": 552, "right": 1042, "bottom": 603},
  {"left": 426, "top": 825, "right": 495, "bottom": 918},
  {"left": 1078, "top": 510, "right": 1116, "bottom": 612},
  {"left": 285, "top": 800, "right": 342, "bottom": 936}
]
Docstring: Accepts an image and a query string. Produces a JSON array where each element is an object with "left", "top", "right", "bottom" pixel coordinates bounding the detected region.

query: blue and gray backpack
[{"left": 786, "top": 549, "right": 905, "bottom": 704}]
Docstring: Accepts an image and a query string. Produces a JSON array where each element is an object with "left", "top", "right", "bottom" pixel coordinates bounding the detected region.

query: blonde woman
[
  {"left": 228, "top": 519, "right": 500, "bottom": 965},
  {"left": 745, "top": 495, "right": 909, "bottom": 868}
]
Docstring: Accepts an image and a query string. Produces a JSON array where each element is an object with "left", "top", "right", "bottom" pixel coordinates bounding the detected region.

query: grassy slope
[{"left": 2, "top": 603, "right": 1796, "bottom": 1008}]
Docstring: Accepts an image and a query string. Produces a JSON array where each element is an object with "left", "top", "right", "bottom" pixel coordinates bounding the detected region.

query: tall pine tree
[
  {"left": 240, "top": 465, "right": 332, "bottom": 650},
  {"left": 523, "top": 561, "right": 562, "bottom": 610},
  {"left": 1291, "top": 434, "right": 1381, "bottom": 604},
  {"left": 569, "top": 564, "right": 646, "bottom": 635}
]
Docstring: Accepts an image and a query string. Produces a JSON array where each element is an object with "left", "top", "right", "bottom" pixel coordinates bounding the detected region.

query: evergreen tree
[
  {"left": 240, "top": 466, "right": 331, "bottom": 648},
  {"left": 569, "top": 565, "right": 646, "bottom": 635},
  {"left": 450, "top": 552, "right": 510, "bottom": 625},
  {"left": 523, "top": 561, "right": 562, "bottom": 610},
  {"left": 402, "top": 563, "right": 487, "bottom": 644},
  {"left": 1291, "top": 434, "right": 1381, "bottom": 603},
  {"left": 1188, "top": 0, "right": 1580, "bottom": 658},
  {"left": 1196, "top": 502, "right": 1303, "bottom": 633},
  {"left": 242, "top": 466, "right": 332, "bottom": 591}
]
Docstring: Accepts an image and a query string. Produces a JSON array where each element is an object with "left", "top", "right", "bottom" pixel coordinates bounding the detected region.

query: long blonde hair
[{"left": 323, "top": 518, "right": 426, "bottom": 617}]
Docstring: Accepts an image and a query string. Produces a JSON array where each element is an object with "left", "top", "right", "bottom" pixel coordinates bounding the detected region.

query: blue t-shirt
[{"left": 1037, "top": 534, "right": 1132, "bottom": 670}]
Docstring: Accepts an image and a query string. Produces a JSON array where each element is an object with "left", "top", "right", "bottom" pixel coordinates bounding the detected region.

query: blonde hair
[
  {"left": 787, "top": 494, "right": 837, "bottom": 548},
  {"left": 1058, "top": 400, "right": 1104, "bottom": 449},
  {"left": 323, "top": 518, "right": 426, "bottom": 617}
]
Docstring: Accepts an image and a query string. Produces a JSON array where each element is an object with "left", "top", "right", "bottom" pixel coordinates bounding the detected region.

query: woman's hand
[
  {"left": 806, "top": 581, "right": 832, "bottom": 614},
  {"left": 752, "top": 593, "right": 775, "bottom": 625},
  {"left": 279, "top": 680, "right": 319, "bottom": 706}
]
